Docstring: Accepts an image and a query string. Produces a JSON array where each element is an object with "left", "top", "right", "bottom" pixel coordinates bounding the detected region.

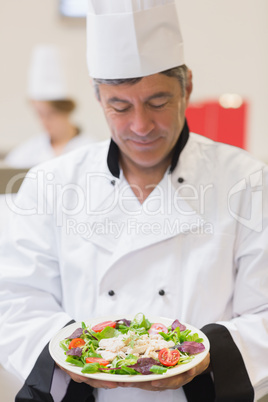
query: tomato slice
[
  {"left": 149, "top": 323, "right": 168, "bottom": 335},
  {"left": 68, "top": 338, "right": 86, "bottom": 349},
  {"left": 91, "top": 321, "right": 116, "bottom": 333},
  {"left": 158, "top": 348, "right": 180, "bottom": 366},
  {"left": 85, "top": 357, "right": 110, "bottom": 366}
]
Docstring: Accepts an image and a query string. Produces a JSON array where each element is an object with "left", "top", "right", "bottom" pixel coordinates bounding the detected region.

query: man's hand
[
  {"left": 58, "top": 364, "right": 119, "bottom": 389},
  {"left": 58, "top": 352, "right": 210, "bottom": 392}
]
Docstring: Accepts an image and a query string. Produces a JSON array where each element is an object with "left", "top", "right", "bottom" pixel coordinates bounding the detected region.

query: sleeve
[
  {"left": 0, "top": 168, "right": 72, "bottom": 381},
  {"left": 183, "top": 324, "right": 254, "bottom": 402},
  {"left": 15, "top": 340, "right": 95, "bottom": 402},
  {"left": 215, "top": 167, "right": 268, "bottom": 400},
  {"left": 15, "top": 342, "right": 55, "bottom": 402},
  {"left": 184, "top": 166, "right": 268, "bottom": 402}
]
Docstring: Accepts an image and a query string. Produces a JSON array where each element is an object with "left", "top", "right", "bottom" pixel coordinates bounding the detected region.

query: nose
[{"left": 130, "top": 106, "right": 155, "bottom": 137}]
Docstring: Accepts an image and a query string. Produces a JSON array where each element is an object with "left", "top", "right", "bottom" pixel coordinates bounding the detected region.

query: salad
[{"left": 59, "top": 313, "right": 205, "bottom": 376}]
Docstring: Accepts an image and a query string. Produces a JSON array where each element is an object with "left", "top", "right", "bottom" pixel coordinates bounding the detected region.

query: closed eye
[
  {"left": 107, "top": 97, "right": 131, "bottom": 113},
  {"left": 149, "top": 102, "right": 168, "bottom": 109},
  {"left": 113, "top": 106, "right": 131, "bottom": 113}
]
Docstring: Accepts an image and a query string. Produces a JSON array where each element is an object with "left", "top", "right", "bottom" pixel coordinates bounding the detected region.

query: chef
[
  {"left": 5, "top": 44, "right": 95, "bottom": 168},
  {"left": 0, "top": 1, "right": 267, "bottom": 402}
]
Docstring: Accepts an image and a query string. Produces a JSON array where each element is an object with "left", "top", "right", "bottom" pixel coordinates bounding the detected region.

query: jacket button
[
  {"left": 178, "top": 177, "right": 184, "bottom": 183},
  {"left": 108, "top": 290, "right": 115, "bottom": 296},
  {"left": 159, "top": 289, "right": 165, "bottom": 296},
  {"left": 110, "top": 180, "right": 116, "bottom": 186}
]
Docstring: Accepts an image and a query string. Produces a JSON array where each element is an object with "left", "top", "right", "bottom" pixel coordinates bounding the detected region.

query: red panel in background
[{"left": 185, "top": 100, "right": 248, "bottom": 149}]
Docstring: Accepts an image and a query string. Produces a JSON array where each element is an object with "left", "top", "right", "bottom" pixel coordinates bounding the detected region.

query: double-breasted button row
[
  {"left": 108, "top": 289, "right": 165, "bottom": 296},
  {"left": 112, "top": 178, "right": 184, "bottom": 185}
]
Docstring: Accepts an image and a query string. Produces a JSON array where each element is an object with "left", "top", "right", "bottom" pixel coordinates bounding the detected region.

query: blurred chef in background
[{"left": 5, "top": 44, "right": 94, "bottom": 168}]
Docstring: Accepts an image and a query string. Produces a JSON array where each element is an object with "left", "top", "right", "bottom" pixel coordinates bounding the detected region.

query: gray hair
[{"left": 93, "top": 65, "right": 188, "bottom": 101}]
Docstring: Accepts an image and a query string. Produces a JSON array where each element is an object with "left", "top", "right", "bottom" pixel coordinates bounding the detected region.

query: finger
[
  {"left": 58, "top": 365, "right": 118, "bottom": 389},
  {"left": 86, "top": 379, "right": 118, "bottom": 389},
  {"left": 118, "top": 382, "right": 164, "bottom": 391},
  {"left": 151, "top": 368, "right": 197, "bottom": 390}
]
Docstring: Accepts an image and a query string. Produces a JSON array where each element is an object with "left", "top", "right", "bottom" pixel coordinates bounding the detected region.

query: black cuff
[
  {"left": 15, "top": 341, "right": 55, "bottom": 402},
  {"left": 15, "top": 320, "right": 78, "bottom": 402},
  {"left": 183, "top": 372, "right": 215, "bottom": 402},
  {"left": 183, "top": 323, "right": 254, "bottom": 402}
]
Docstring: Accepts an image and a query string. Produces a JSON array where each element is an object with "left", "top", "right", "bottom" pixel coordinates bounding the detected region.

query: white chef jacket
[
  {"left": 0, "top": 132, "right": 267, "bottom": 401},
  {"left": 4, "top": 131, "right": 95, "bottom": 168}
]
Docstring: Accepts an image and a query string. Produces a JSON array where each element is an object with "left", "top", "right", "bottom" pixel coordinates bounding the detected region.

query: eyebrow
[
  {"left": 107, "top": 92, "right": 173, "bottom": 105},
  {"left": 107, "top": 97, "right": 130, "bottom": 104},
  {"left": 146, "top": 92, "right": 173, "bottom": 102}
]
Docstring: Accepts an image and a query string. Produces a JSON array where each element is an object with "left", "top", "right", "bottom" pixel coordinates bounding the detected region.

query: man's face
[{"left": 98, "top": 73, "right": 189, "bottom": 172}]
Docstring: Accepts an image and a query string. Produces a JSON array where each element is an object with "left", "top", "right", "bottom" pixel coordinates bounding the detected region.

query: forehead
[
  {"left": 32, "top": 100, "right": 54, "bottom": 113},
  {"left": 98, "top": 73, "right": 181, "bottom": 102}
]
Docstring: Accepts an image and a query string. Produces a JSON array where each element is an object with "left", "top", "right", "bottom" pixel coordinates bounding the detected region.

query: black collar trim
[
  {"left": 107, "top": 119, "right": 189, "bottom": 178},
  {"left": 169, "top": 119, "right": 189, "bottom": 173},
  {"left": 107, "top": 137, "right": 120, "bottom": 178}
]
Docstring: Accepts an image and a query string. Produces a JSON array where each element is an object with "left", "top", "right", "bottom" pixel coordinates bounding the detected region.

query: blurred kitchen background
[{"left": 0, "top": 0, "right": 268, "bottom": 163}]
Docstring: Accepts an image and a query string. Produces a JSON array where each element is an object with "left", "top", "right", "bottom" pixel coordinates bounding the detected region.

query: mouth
[{"left": 128, "top": 137, "right": 162, "bottom": 147}]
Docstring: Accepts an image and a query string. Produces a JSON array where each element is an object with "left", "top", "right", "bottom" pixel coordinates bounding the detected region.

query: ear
[{"left": 185, "top": 69, "right": 193, "bottom": 107}]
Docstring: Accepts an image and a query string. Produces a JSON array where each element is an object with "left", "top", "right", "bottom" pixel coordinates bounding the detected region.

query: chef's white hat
[
  {"left": 86, "top": 0, "right": 184, "bottom": 79},
  {"left": 27, "top": 44, "right": 70, "bottom": 100}
]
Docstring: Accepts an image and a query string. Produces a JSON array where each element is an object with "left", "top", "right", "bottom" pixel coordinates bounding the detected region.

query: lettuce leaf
[
  {"left": 66, "top": 347, "right": 83, "bottom": 357},
  {"left": 171, "top": 319, "right": 186, "bottom": 332},
  {"left": 127, "top": 357, "right": 161, "bottom": 375},
  {"left": 66, "top": 328, "right": 83, "bottom": 339},
  {"left": 175, "top": 341, "right": 205, "bottom": 354}
]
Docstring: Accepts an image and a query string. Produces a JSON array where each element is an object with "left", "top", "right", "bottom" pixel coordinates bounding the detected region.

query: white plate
[{"left": 49, "top": 315, "right": 210, "bottom": 382}]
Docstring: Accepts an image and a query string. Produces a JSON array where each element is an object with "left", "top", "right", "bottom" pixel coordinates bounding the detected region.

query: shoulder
[{"left": 189, "top": 132, "right": 267, "bottom": 177}]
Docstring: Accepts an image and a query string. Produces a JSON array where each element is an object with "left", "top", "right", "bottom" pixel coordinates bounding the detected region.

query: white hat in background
[
  {"left": 27, "top": 44, "right": 70, "bottom": 100},
  {"left": 86, "top": 0, "right": 184, "bottom": 79}
]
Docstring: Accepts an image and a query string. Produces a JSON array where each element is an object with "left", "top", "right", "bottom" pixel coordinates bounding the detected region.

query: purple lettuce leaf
[
  {"left": 66, "top": 347, "right": 83, "bottom": 357},
  {"left": 127, "top": 357, "right": 161, "bottom": 375},
  {"left": 171, "top": 319, "right": 186, "bottom": 332},
  {"left": 115, "top": 319, "right": 132, "bottom": 327},
  {"left": 66, "top": 328, "right": 84, "bottom": 339},
  {"left": 66, "top": 327, "right": 92, "bottom": 340},
  {"left": 175, "top": 341, "right": 205, "bottom": 354}
]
